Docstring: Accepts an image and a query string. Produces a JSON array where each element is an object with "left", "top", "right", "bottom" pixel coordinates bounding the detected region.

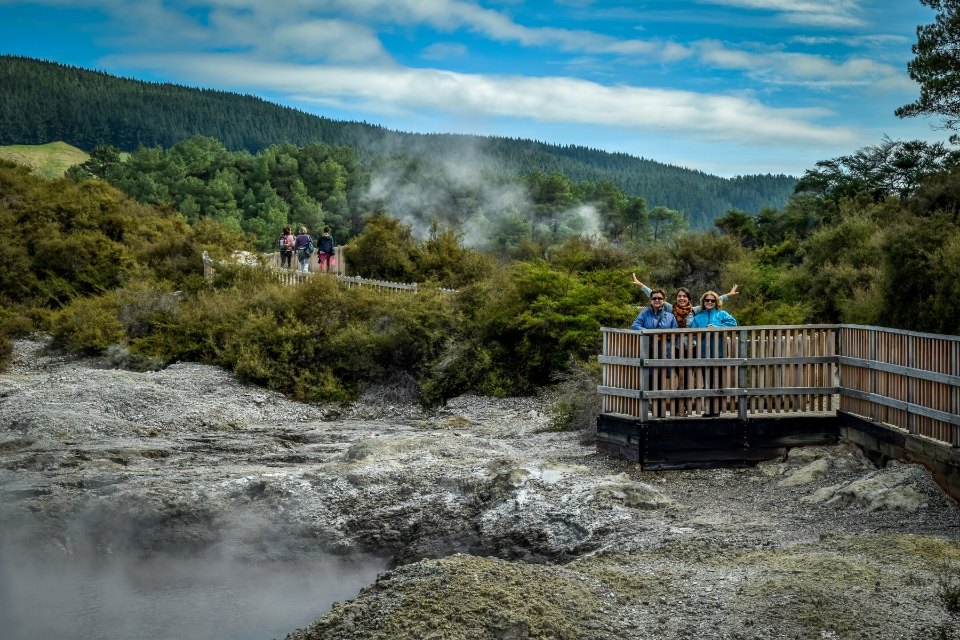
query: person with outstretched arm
[{"left": 632, "top": 273, "right": 738, "bottom": 328}]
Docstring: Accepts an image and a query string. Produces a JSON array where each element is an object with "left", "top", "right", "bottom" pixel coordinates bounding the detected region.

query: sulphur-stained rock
[
  {"left": 589, "top": 472, "right": 672, "bottom": 509},
  {"left": 802, "top": 461, "right": 931, "bottom": 512},
  {"left": 777, "top": 457, "right": 830, "bottom": 487},
  {"left": 284, "top": 553, "right": 620, "bottom": 640}
]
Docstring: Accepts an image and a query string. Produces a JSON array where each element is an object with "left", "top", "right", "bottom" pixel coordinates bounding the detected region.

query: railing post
[
  {"left": 834, "top": 327, "right": 842, "bottom": 413},
  {"left": 638, "top": 333, "right": 649, "bottom": 424},
  {"left": 907, "top": 335, "right": 915, "bottom": 434},
  {"left": 953, "top": 340, "right": 959, "bottom": 447},
  {"left": 869, "top": 329, "right": 877, "bottom": 422},
  {"left": 601, "top": 330, "right": 609, "bottom": 416},
  {"left": 737, "top": 329, "right": 748, "bottom": 421}
]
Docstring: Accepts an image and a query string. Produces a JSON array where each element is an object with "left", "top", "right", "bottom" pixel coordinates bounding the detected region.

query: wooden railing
[
  {"left": 599, "top": 324, "right": 960, "bottom": 447},
  {"left": 838, "top": 325, "right": 960, "bottom": 446},
  {"left": 202, "top": 251, "right": 457, "bottom": 294},
  {"left": 600, "top": 325, "right": 838, "bottom": 421}
]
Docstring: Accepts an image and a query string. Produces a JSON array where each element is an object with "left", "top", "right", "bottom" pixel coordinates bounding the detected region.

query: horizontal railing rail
[
  {"left": 202, "top": 251, "right": 457, "bottom": 294},
  {"left": 599, "top": 323, "right": 960, "bottom": 447}
]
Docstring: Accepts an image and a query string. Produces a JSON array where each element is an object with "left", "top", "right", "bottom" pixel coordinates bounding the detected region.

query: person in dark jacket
[
  {"left": 630, "top": 288, "right": 679, "bottom": 415},
  {"left": 630, "top": 288, "right": 679, "bottom": 330},
  {"left": 294, "top": 226, "right": 313, "bottom": 273},
  {"left": 316, "top": 226, "right": 335, "bottom": 273}
]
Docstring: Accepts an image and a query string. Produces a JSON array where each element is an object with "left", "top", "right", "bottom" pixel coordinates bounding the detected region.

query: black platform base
[{"left": 597, "top": 413, "right": 839, "bottom": 470}]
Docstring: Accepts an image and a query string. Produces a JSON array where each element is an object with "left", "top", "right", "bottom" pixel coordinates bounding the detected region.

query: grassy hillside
[{"left": 0, "top": 141, "right": 88, "bottom": 178}]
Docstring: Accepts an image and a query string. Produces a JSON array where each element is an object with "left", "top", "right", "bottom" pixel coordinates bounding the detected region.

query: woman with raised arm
[{"left": 631, "top": 273, "right": 738, "bottom": 328}]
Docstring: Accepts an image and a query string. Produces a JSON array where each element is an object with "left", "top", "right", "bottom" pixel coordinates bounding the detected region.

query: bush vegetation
[{"left": 3, "top": 128, "right": 960, "bottom": 412}]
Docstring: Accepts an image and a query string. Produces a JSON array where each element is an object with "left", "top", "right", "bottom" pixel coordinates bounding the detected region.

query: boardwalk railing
[
  {"left": 838, "top": 325, "right": 960, "bottom": 447},
  {"left": 599, "top": 324, "right": 960, "bottom": 447},
  {"left": 202, "top": 251, "right": 457, "bottom": 294},
  {"left": 600, "top": 325, "right": 838, "bottom": 422}
]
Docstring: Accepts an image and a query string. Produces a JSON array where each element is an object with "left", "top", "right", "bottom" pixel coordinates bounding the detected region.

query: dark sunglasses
[
  {"left": 703, "top": 298, "right": 717, "bottom": 303},
  {"left": 650, "top": 296, "right": 664, "bottom": 301}
]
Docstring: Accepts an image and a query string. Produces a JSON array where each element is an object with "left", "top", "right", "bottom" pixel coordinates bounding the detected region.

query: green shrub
[
  {"left": 344, "top": 213, "right": 417, "bottom": 282},
  {"left": 51, "top": 293, "right": 125, "bottom": 354},
  {"left": 413, "top": 223, "right": 494, "bottom": 288},
  {"left": 463, "top": 261, "right": 634, "bottom": 393},
  {"left": 419, "top": 338, "right": 495, "bottom": 405},
  {"left": 0, "top": 304, "right": 38, "bottom": 336},
  {"left": 116, "top": 284, "right": 181, "bottom": 339}
]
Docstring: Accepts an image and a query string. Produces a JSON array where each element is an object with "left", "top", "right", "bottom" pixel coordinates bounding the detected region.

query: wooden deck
[{"left": 598, "top": 324, "right": 960, "bottom": 492}]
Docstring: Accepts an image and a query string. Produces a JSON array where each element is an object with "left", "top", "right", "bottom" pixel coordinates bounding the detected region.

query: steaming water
[{"left": 0, "top": 545, "right": 385, "bottom": 640}]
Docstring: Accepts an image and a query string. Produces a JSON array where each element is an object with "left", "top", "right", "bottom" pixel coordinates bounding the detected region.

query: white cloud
[
  {"left": 791, "top": 34, "right": 910, "bottom": 47},
  {"left": 107, "top": 53, "right": 857, "bottom": 148},
  {"left": 8, "top": 0, "right": 901, "bottom": 88},
  {"left": 267, "top": 20, "right": 390, "bottom": 63},
  {"left": 694, "top": 40, "right": 911, "bottom": 89},
  {"left": 696, "top": 0, "right": 864, "bottom": 27}
]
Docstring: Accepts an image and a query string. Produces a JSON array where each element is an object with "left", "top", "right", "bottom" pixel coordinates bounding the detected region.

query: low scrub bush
[
  {"left": 546, "top": 358, "right": 602, "bottom": 442},
  {"left": 939, "top": 565, "right": 960, "bottom": 616},
  {"left": 0, "top": 332, "right": 11, "bottom": 372},
  {"left": 47, "top": 227, "right": 636, "bottom": 407},
  {"left": 50, "top": 293, "right": 125, "bottom": 355}
]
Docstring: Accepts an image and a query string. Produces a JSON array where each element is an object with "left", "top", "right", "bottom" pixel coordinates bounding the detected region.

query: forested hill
[{"left": 0, "top": 55, "right": 796, "bottom": 228}]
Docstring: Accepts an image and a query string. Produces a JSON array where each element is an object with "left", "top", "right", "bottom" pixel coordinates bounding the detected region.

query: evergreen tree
[{"left": 897, "top": 0, "right": 960, "bottom": 141}]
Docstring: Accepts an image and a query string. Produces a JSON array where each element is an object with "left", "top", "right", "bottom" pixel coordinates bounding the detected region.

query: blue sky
[{"left": 0, "top": 0, "right": 944, "bottom": 178}]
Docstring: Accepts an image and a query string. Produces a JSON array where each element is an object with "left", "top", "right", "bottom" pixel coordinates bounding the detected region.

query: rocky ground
[{"left": 2, "top": 339, "right": 960, "bottom": 639}]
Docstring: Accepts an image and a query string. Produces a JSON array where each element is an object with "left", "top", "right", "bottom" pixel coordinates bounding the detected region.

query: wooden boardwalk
[{"left": 598, "top": 324, "right": 960, "bottom": 494}]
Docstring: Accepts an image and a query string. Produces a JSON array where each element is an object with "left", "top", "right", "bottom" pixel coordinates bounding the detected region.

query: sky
[{"left": 0, "top": 0, "right": 946, "bottom": 178}]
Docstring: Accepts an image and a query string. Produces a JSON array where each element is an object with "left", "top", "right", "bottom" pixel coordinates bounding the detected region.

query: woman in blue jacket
[
  {"left": 630, "top": 288, "right": 679, "bottom": 330},
  {"left": 688, "top": 291, "right": 737, "bottom": 417},
  {"left": 687, "top": 291, "right": 738, "bottom": 329}
]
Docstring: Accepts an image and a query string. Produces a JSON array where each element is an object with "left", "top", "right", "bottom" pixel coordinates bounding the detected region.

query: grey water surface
[{"left": 0, "top": 543, "right": 384, "bottom": 640}]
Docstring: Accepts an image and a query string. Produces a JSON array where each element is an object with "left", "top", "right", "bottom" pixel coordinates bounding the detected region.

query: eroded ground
[{"left": 1, "top": 340, "right": 958, "bottom": 640}]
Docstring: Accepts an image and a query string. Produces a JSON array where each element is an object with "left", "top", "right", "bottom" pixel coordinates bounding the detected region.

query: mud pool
[{"left": 0, "top": 541, "right": 384, "bottom": 640}]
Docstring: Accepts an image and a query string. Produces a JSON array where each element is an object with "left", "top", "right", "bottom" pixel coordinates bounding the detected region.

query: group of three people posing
[
  {"left": 629, "top": 273, "right": 738, "bottom": 330},
  {"left": 629, "top": 273, "right": 739, "bottom": 417},
  {"left": 279, "top": 226, "right": 336, "bottom": 273}
]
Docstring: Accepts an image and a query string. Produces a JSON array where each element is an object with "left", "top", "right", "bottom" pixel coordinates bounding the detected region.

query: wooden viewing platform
[{"left": 598, "top": 324, "right": 960, "bottom": 498}]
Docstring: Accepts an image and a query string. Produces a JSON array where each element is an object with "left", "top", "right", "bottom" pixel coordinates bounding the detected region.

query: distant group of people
[
  {"left": 279, "top": 226, "right": 335, "bottom": 274},
  {"left": 629, "top": 273, "right": 740, "bottom": 417}
]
